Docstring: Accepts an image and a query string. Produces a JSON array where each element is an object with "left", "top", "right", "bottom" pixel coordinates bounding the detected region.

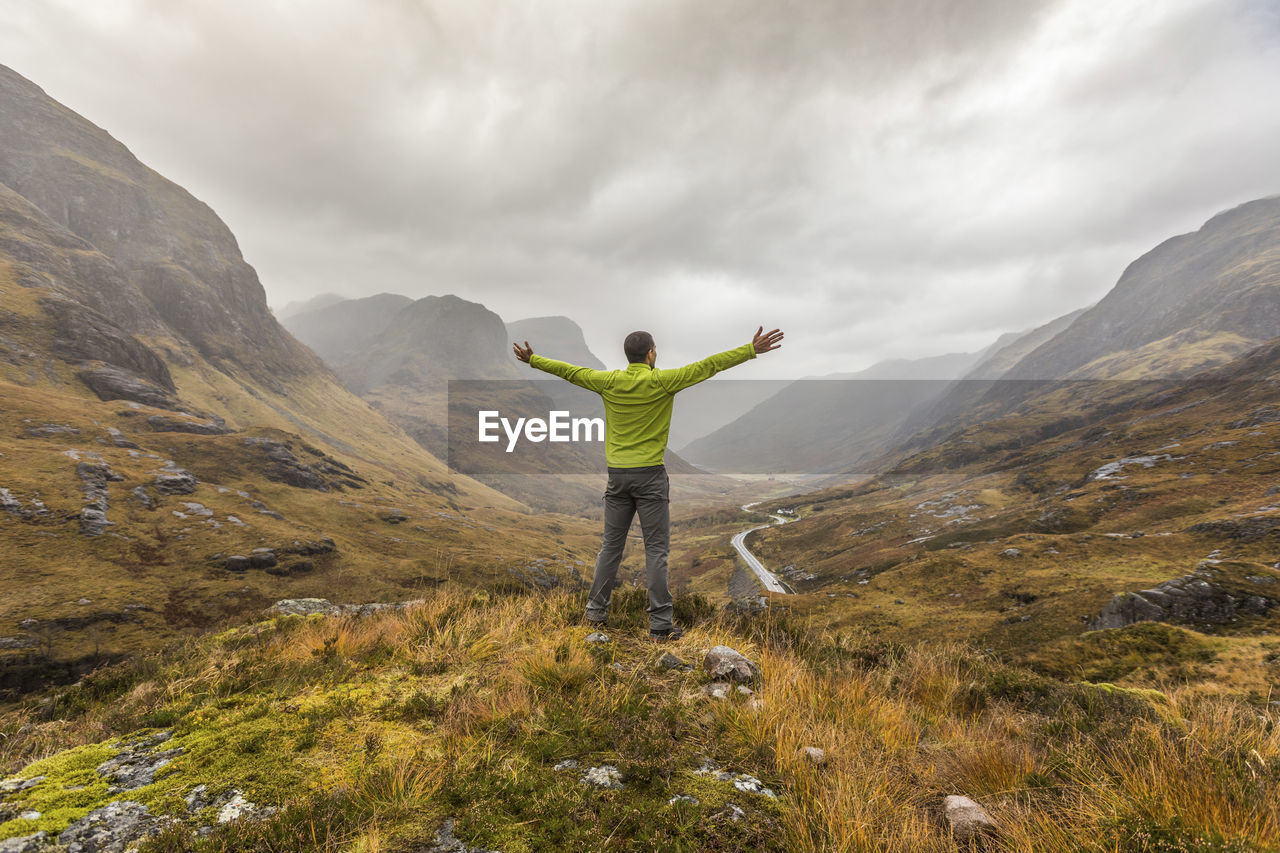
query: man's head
[{"left": 624, "top": 331, "right": 655, "bottom": 366}]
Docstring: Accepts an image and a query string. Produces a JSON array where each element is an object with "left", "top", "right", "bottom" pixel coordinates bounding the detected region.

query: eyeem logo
[{"left": 478, "top": 410, "right": 604, "bottom": 452}]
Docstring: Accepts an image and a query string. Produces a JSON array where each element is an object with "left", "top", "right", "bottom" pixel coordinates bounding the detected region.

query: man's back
[{"left": 528, "top": 342, "right": 756, "bottom": 467}]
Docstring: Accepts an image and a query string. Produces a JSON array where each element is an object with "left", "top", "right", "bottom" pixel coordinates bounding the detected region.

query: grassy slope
[
  {"left": 0, "top": 587, "right": 1274, "bottom": 851},
  {"left": 668, "top": 343, "right": 1280, "bottom": 702},
  {"left": 0, "top": 266, "right": 610, "bottom": 686}
]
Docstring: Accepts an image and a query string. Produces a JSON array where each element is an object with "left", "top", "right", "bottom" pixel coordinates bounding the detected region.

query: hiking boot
[
  {"left": 583, "top": 613, "right": 608, "bottom": 628},
  {"left": 649, "top": 624, "right": 685, "bottom": 642}
]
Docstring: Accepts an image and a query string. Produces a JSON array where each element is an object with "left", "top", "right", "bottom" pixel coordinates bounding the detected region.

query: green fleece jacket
[{"left": 528, "top": 342, "right": 757, "bottom": 467}]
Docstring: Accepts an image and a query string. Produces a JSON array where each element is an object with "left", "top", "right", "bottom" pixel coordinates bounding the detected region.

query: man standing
[{"left": 513, "top": 326, "right": 784, "bottom": 640}]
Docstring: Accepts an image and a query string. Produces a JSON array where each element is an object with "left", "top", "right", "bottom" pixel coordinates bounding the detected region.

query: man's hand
[
  {"left": 752, "top": 326, "right": 784, "bottom": 355},
  {"left": 513, "top": 340, "right": 534, "bottom": 364}
]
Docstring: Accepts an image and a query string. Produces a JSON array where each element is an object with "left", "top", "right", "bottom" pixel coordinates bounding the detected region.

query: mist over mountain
[
  {"left": 962, "top": 308, "right": 1089, "bottom": 380},
  {"left": 678, "top": 344, "right": 1001, "bottom": 474},
  {"left": 1003, "top": 197, "right": 1280, "bottom": 381},
  {"left": 506, "top": 316, "right": 606, "bottom": 370},
  {"left": 274, "top": 292, "right": 347, "bottom": 321},
  {"left": 682, "top": 199, "right": 1280, "bottom": 478}
]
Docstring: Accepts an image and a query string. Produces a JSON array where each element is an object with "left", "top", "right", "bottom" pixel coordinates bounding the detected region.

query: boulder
[
  {"left": 657, "top": 651, "right": 690, "bottom": 671},
  {"left": 703, "top": 645, "right": 760, "bottom": 683},
  {"left": 943, "top": 794, "right": 997, "bottom": 841},
  {"left": 79, "top": 507, "right": 114, "bottom": 536},
  {"left": 248, "top": 549, "right": 277, "bottom": 569},
  {"left": 224, "top": 556, "right": 251, "bottom": 572}
]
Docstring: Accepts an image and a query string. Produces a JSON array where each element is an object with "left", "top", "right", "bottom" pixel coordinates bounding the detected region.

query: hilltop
[{"left": 0, "top": 587, "right": 1274, "bottom": 851}]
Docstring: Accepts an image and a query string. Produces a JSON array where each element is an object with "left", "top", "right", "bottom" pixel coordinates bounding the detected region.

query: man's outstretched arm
[
  {"left": 513, "top": 340, "right": 611, "bottom": 393},
  {"left": 654, "top": 326, "right": 784, "bottom": 394}
]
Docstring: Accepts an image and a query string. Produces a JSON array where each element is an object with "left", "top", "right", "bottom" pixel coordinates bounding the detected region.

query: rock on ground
[
  {"left": 703, "top": 646, "right": 761, "bottom": 683},
  {"left": 799, "top": 746, "right": 826, "bottom": 765},
  {"left": 267, "top": 598, "right": 424, "bottom": 617},
  {"left": 96, "top": 730, "right": 183, "bottom": 794},
  {"left": 581, "top": 765, "right": 624, "bottom": 789},
  {"left": 0, "top": 831, "right": 50, "bottom": 853},
  {"left": 425, "top": 817, "right": 501, "bottom": 852},
  {"left": 57, "top": 799, "right": 175, "bottom": 852},
  {"left": 943, "top": 794, "right": 997, "bottom": 841}
]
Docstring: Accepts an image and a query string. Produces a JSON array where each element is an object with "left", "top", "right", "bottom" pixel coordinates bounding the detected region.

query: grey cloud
[{"left": 2, "top": 0, "right": 1278, "bottom": 377}]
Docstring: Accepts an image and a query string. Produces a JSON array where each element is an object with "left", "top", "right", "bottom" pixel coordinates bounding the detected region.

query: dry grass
[{"left": 2, "top": 586, "right": 1276, "bottom": 851}]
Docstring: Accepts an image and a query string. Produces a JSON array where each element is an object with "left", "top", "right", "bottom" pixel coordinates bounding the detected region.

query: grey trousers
[{"left": 584, "top": 464, "right": 672, "bottom": 631}]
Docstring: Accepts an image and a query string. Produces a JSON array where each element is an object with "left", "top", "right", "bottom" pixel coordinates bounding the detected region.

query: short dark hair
[{"left": 624, "top": 331, "right": 654, "bottom": 363}]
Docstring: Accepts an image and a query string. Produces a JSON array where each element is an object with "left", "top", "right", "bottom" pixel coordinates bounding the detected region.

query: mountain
[
  {"left": 1005, "top": 197, "right": 1280, "bottom": 381},
  {"left": 506, "top": 315, "right": 606, "bottom": 370},
  {"left": 678, "top": 346, "right": 997, "bottom": 475},
  {"left": 273, "top": 292, "right": 347, "bottom": 320},
  {"left": 279, "top": 292, "right": 414, "bottom": 373},
  {"left": 732, "top": 325, "right": 1280, "bottom": 670},
  {"left": 878, "top": 200, "right": 1280, "bottom": 472},
  {"left": 285, "top": 296, "right": 731, "bottom": 510},
  {"left": 0, "top": 64, "right": 602, "bottom": 694},
  {"left": 963, "top": 308, "right": 1089, "bottom": 380}
]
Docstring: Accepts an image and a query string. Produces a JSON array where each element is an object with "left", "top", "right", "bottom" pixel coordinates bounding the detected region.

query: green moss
[{"left": 0, "top": 740, "right": 114, "bottom": 835}]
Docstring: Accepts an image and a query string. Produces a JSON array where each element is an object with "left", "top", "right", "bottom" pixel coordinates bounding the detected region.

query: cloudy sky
[{"left": 3, "top": 0, "right": 1279, "bottom": 377}]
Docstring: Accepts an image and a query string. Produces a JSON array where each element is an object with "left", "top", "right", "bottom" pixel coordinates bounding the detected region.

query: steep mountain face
[
  {"left": 877, "top": 200, "right": 1280, "bottom": 473},
  {"left": 688, "top": 197, "right": 1280, "bottom": 479},
  {"left": 0, "top": 65, "right": 597, "bottom": 695},
  {"left": 1004, "top": 197, "right": 1280, "bottom": 380},
  {"left": 0, "top": 65, "right": 322, "bottom": 386}
]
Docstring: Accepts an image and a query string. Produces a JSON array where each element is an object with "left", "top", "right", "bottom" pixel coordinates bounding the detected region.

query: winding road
[{"left": 732, "top": 503, "right": 794, "bottom": 594}]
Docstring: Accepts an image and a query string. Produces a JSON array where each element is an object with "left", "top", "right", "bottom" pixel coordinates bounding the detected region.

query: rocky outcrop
[
  {"left": 153, "top": 467, "right": 197, "bottom": 495},
  {"left": 1092, "top": 565, "right": 1277, "bottom": 630},
  {"left": 76, "top": 460, "right": 123, "bottom": 536},
  {"left": 41, "top": 296, "right": 174, "bottom": 391},
  {"left": 58, "top": 800, "right": 174, "bottom": 852},
  {"left": 1186, "top": 516, "right": 1280, "bottom": 542},
  {"left": 242, "top": 437, "right": 366, "bottom": 491},
  {"left": 97, "top": 730, "right": 183, "bottom": 794},
  {"left": 77, "top": 365, "right": 176, "bottom": 409},
  {"left": 146, "top": 414, "right": 229, "bottom": 435}
]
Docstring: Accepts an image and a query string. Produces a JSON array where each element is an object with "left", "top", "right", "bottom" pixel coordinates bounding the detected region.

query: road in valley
[{"left": 732, "top": 503, "right": 794, "bottom": 594}]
